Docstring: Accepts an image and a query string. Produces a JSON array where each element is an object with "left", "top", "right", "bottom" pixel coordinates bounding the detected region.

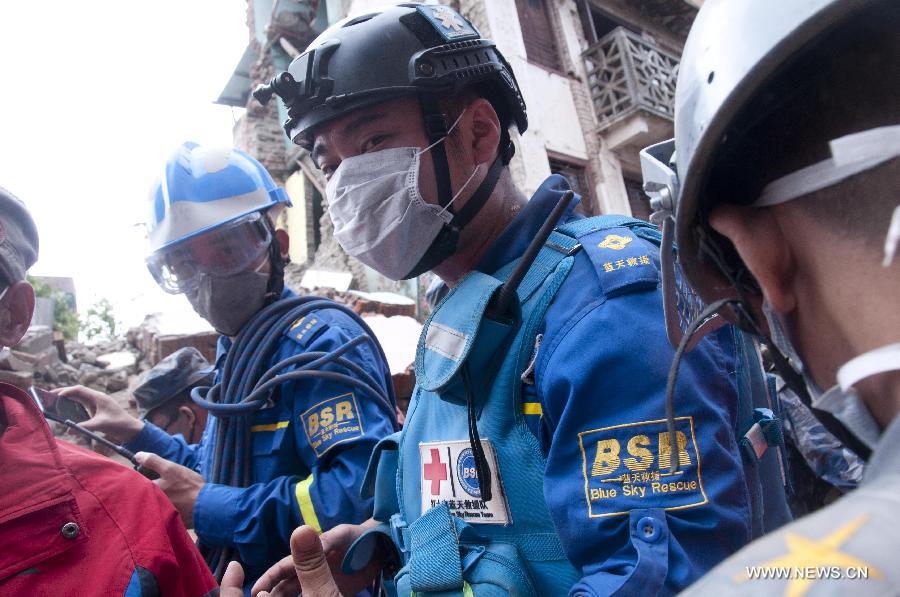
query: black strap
[
  {"left": 461, "top": 364, "right": 492, "bottom": 502},
  {"left": 730, "top": 300, "right": 873, "bottom": 461},
  {"left": 419, "top": 94, "right": 454, "bottom": 210},
  {"left": 452, "top": 153, "right": 505, "bottom": 230}
]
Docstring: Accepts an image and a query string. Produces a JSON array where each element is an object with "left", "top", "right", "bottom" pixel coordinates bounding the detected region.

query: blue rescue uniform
[
  {"left": 383, "top": 176, "right": 755, "bottom": 595},
  {"left": 126, "top": 289, "right": 398, "bottom": 582},
  {"left": 510, "top": 179, "right": 752, "bottom": 594}
]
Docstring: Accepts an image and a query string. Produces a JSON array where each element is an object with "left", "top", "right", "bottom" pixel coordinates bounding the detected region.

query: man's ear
[
  {"left": 0, "top": 281, "right": 35, "bottom": 348},
  {"left": 178, "top": 404, "right": 197, "bottom": 425},
  {"left": 466, "top": 98, "right": 501, "bottom": 166},
  {"left": 709, "top": 204, "right": 797, "bottom": 315},
  {"left": 274, "top": 229, "right": 290, "bottom": 260}
]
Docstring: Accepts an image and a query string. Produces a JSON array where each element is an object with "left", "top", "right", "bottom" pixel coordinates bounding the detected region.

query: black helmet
[
  {"left": 255, "top": 3, "right": 526, "bottom": 151},
  {"left": 254, "top": 3, "right": 528, "bottom": 278}
]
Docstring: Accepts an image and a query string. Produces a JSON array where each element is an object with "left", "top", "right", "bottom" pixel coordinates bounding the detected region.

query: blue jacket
[
  {"left": 477, "top": 176, "right": 752, "bottom": 595},
  {"left": 126, "top": 289, "right": 398, "bottom": 581}
]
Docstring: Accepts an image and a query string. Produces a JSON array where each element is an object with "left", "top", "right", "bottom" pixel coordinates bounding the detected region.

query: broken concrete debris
[{"left": 10, "top": 288, "right": 421, "bottom": 450}]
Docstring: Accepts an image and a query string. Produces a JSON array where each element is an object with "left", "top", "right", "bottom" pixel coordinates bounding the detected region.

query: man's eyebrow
[
  {"left": 342, "top": 112, "right": 387, "bottom": 136},
  {"left": 311, "top": 112, "right": 388, "bottom": 165}
]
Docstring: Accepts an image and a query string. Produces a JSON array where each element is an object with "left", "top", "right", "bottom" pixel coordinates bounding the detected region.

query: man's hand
[
  {"left": 55, "top": 385, "right": 144, "bottom": 444},
  {"left": 135, "top": 452, "right": 204, "bottom": 528},
  {"left": 252, "top": 521, "right": 383, "bottom": 596},
  {"left": 222, "top": 528, "right": 342, "bottom": 597},
  {"left": 258, "top": 526, "right": 343, "bottom": 597},
  {"left": 220, "top": 561, "right": 246, "bottom": 597}
]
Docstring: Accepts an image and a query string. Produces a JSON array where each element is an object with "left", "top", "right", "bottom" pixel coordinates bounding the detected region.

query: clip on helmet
[
  {"left": 254, "top": 4, "right": 528, "bottom": 278},
  {"left": 145, "top": 142, "right": 292, "bottom": 295}
]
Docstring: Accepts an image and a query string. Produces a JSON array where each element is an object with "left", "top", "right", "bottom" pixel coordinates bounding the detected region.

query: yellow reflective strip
[
  {"left": 462, "top": 582, "right": 474, "bottom": 597},
  {"left": 523, "top": 402, "right": 543, "bottom": 416},
  {"left": 295, "top": 474, "right": 322, "bottom": 533},
  {"left": 250, "top": 420, "right": 290, "bottom": 433}
]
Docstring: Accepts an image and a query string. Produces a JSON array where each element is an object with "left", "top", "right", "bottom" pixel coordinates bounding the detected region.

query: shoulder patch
[
  {"left": 301, "top": 393, "right": 365, "bottom": 457},
  {"left": 285, "top": 314, "right": 328, "bottom": 348},
  {"left": 578, "top": 416, "right": 708, "bottom": 518},
  {"left": 581, "top": 227, "right": 659, "bottom": 296},
  {"left": 416, "top": 5, "right": 479, "bottom": 41}
]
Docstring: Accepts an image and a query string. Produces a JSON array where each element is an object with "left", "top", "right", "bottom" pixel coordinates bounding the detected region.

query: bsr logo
[
  {"left": 591, "top": 431, "right": 692, "bottom": 476},
  {"left": 307, "top": 400, "right": 356, "bottom": 436}
]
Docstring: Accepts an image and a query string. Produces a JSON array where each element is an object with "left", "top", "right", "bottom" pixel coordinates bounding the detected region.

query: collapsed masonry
[{"left": 6, "top": 288, "right": 421, "bottom": 450}]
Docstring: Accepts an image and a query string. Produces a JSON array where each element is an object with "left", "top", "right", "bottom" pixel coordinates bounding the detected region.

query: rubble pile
[
  {"left": 1, "top": 326, "right": 144, "bottom": 395},
  {"left": 4, "top": 289, "right": 423, "bottom": 442}
]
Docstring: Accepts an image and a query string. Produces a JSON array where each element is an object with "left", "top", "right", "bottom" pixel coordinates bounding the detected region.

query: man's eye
[{"left": 362, "top": 135, "right": 388, "bottom": 153}]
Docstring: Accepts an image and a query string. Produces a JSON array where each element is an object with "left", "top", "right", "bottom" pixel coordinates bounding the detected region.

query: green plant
[
  {"left": 27, "top": 275, "right": 81, "bottom": 340},
  {"left": 83, "top": 298, "right": 117, "bottom": 341},
  {"left": 28, "top": 275, "right": 52, "bottom": 298}
]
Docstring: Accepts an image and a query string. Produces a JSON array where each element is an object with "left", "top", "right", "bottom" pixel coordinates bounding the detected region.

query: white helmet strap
[{"left": 754, "top": 124, "right": 900, "bottom": 266}]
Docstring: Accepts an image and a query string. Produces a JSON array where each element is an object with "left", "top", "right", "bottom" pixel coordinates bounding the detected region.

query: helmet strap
[
  {"left": 419, "top": 95, "right": 454, "bottom": 210},
  {"left": 404, "top": 95, "right": 508, "bottom": 278},
  {"left": 699, "top": 230, "right": 873, "bottom": 461},
  {"left": 262, "top": 217, "right": 287, "bottom": 303},
  {"left": 402, "top": 151, "right": 505, "bottom": 279}
]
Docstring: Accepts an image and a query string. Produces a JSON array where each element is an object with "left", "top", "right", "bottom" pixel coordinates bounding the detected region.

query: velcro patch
[
  {"left": 419, "top": 439, "right": 510, "bottom": 525},
  {"left": 286, "top": 315, "right": 327, "bottom": 348},
  {"left": 301, "top": 393, "right": 364, "bottom": 457},
  {"left": 416, "top": 5, "right": 479, "bottom": 41},
  {"left": 578, "top": 417, "right": 707, "bottom": 518},
  {"left": 582, "top": 228, "right": 658, "bottom": 295}
]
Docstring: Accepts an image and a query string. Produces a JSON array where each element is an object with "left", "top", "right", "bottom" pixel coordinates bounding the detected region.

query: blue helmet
[{"left": 146, "top": 142, "right": 291, "bottom": 254}]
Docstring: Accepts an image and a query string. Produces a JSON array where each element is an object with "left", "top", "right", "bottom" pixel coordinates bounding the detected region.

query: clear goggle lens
[{"left": 147, "top": 212, "right": 272, "bottom": 294}]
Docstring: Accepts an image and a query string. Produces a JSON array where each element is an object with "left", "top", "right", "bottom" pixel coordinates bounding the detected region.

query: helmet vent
[{"left": 342, "top": 13, "right": 376, "bottom": 28}]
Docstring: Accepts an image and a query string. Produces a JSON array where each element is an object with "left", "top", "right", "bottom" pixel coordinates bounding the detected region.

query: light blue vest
[{"left": 348, "top": 216, "right": 789, "bottom": 596}]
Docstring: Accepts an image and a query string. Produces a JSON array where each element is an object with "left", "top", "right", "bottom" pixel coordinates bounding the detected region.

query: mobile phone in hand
[{"left": 30, "top": 386, "right": 90, "bottom": 423}]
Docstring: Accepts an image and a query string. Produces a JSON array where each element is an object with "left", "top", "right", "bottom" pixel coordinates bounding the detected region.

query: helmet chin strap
[
  {"left": 404, "top": 95, "right": 508, "bottom": 279},
  {"left": 695, "top": 234, "right": 874, "bottom": 460},
  {"left": 263, "top": 218, "right": 287, "bottom": 303}
]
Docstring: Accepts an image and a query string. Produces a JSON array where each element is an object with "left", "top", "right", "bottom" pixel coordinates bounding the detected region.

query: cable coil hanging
[{"left": 189, "top": 295, "right": 396, "bottom": 579}]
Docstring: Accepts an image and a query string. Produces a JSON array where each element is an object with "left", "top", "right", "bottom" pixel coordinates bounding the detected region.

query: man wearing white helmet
[
  {"left": 58, "top": 143, "right": 399, "bottom": 587},
  {"left": 639, "top": 0, "right": 900, "bottom": 593}
]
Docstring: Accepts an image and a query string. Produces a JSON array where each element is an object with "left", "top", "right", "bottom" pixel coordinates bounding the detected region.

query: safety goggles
[{"left": 146, "top": 212, "right": 272, "bottom": 294}]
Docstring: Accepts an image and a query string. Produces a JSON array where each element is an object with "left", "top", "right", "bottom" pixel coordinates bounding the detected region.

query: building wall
[{"left": 462, "top": 0, "right": 688, "bottom": 216}]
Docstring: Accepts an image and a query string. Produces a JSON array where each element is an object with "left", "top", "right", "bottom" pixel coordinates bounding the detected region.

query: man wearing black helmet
[
  {"left": 638, "top": 0, "right": 900, "bottom": 594},
  {"left": 244, "top": 4, "right": 788, "bottom": 596}
]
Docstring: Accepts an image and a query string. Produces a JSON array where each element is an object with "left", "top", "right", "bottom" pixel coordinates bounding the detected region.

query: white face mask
[
  {"left": 763, "top": 302, "right": 900, "bottom": 449},
  {"left": 325, "top": 111, "right": 481, "bottom": 280}
]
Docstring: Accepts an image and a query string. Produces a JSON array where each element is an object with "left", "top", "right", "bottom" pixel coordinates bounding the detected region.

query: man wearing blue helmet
[
  {"left": 243, "top": 5, "right": 790, "bottom": 597},
  {"left": 58, "top": 143, "right": 399, "bottom": 587}
]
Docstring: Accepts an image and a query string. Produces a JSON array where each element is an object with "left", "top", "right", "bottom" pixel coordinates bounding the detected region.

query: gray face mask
[
  {"left": 186, "top": 270, "right": 270, "bottom": 336},
  {"left": 762, "top": 302, "right": 894, "bottom": 450}
]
